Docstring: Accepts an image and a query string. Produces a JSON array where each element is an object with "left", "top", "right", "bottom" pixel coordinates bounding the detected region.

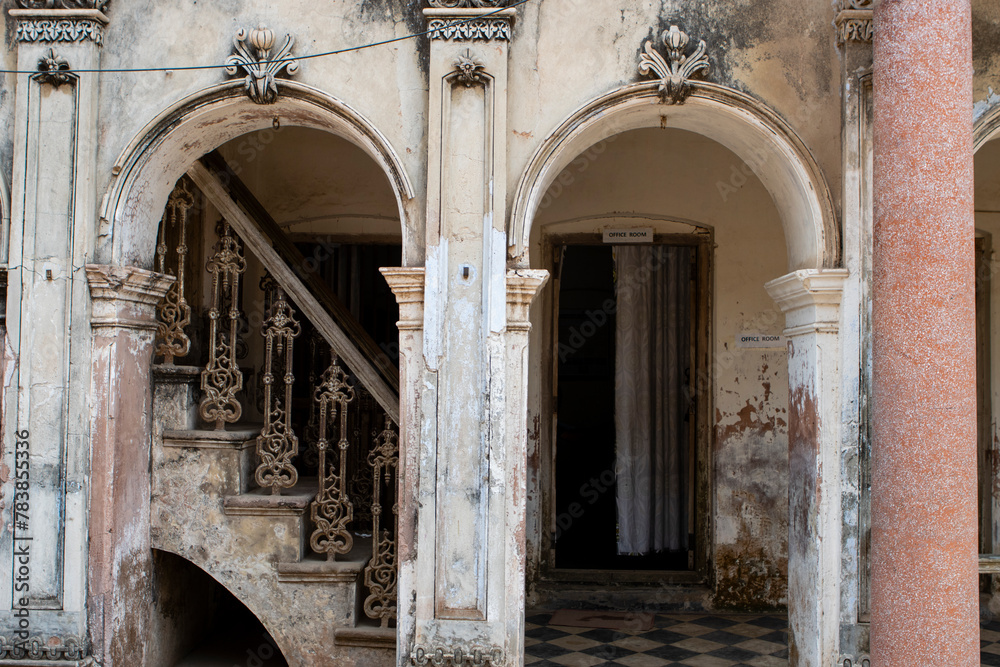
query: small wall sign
[
  {"left": 602, "top": 228, "right": 654, "bottom": 243},
  {"left": 736, "top": 333, "right": 786, "bottom": 349}
]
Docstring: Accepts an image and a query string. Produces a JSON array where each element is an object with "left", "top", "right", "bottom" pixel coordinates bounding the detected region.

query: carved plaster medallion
[
  {"left": 34, "top": 48, "right": 74, "bottom": 87},
  {"left": 638, "top": 25, "right": 710, "bottom": 105},
  {"left": 225, "top": 25, "right": 300, "bottom": 105},
  {"left": 454, "top": 49, "right": 487, "bottom": 86}
]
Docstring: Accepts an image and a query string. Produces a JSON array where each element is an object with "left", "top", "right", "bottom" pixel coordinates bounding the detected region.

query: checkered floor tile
[
  {"left": 982, "top": 618, "right": 1000, "bottom": 666},
  {"left": 525, "top": 612, "right": 789, "bottom": 667}
]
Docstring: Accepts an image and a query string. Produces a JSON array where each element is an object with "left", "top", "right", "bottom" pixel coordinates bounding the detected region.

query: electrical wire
[{"left": 0, "top": 0, "right": 533, "bottom": 76}]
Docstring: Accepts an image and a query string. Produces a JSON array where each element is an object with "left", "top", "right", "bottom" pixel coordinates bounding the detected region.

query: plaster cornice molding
[
  {"left": 427, "top": 0, "right": 508, "bottom": 7},
  {"left": 424, "top": 8, "right": 516, "bottom": 41},
  {"left": 9, "top": 7, "right": 108, "bottom": 44},
  {"left": 14, "top": 0, "right": 108, "bottom": 9}
]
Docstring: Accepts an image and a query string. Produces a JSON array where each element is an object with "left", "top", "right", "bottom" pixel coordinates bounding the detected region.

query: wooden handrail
[{"left": 188, "top": 155, "right": 400, "bottom": 424}]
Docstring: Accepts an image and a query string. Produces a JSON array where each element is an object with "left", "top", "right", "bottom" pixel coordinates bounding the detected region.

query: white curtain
[{"left": 615, "top": 246, "right": 692, "bottom": 555}]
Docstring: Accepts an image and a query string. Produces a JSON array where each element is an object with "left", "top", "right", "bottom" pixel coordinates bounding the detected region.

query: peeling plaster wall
[
  {"left": 60, "top": 0, "right": 845, "bottom": 269},
  {"left": 4, "top": 0, "right": 975, "bottom": 654},
  {"left": 529, "top": 128, "right": 789, "bottom": 610}
]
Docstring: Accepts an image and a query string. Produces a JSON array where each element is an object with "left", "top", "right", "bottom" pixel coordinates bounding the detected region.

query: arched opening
[
  {"left": 508, "top": 83, "right": 837, "bottom": 272},
  {"left": 99, "top": 81, "right": 416, "bottom": 269},
  {"left": 149, "top": 549, "right": 288, "bottom": 667},
  {"left": 972, "top": 120, "right": 1000, "bottom": 621},
  {"left": 98, "top": 84, "right": 408, "bottom": 662},
  {"left": 525, "top": 126, "right": 790, "bottom": 610},
  {"left": 514, "top": 81, "right": 840, "bottom": 662},
  {"left": 146, "top": 121, "right": 403, "bottom": 638}
]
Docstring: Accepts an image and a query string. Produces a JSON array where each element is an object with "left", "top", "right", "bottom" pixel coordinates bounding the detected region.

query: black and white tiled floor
[
  {"left": 981, "top": 618, "right": 1000, "bottom": 665},
  {"left": 524, "top": 612, "right": 789, "bottom": 667},
  {"left": 527, "top": 613, "right": 1000, "bottom": 666}
]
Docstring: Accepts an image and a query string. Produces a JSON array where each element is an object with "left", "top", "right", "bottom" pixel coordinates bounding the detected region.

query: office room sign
[
  {"left": 736, "top": 333, "right": 786, "bottom": 349},
  {"left": 602, "top": 228, "right": 654, "bottom": 243}
]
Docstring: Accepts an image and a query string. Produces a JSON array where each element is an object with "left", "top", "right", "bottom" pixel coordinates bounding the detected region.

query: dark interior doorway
[
  {"left": 150, "top": 550, "right": 289, "bottom": 667},
  {"left": 553, "top": 244, "right": 697, "bottom": 572}
]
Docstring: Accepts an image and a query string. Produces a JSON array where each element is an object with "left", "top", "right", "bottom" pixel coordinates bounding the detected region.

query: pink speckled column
[{"left": 871, "top": 1, "right": 978, "bottom": 665}]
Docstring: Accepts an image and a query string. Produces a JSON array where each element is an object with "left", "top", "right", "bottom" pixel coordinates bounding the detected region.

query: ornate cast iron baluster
[
  {"left": 199, "top": 221, "right": 246, "bottom": 429},
  {"left": 302, "top": 330, "right": 326, "bottom": 469},
  {"left": 310, "top": 354, "right": 356, "bottom": 559},
  {"left": 364, "top": 415, "right": 399, "bottom": 627},
  {"left": 155, "top": 177, "right": 195, "bottom": 363},
  {"left": 255, "top": 286, "right": 302, "bottom": 494},
  {"left": 255, "top": 274, "right": 280, "bottom": 416},
  {"left": 351, "top": 388, "right": 375, "bottom": 529}
]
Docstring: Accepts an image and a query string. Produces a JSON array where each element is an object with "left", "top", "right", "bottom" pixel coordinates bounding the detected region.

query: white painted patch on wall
[
  {"left": 424, "top": 241, "right": 445, "bottom": 367},
  {"left": 489, "top": 225, "right": 506, "bottom": 334}
]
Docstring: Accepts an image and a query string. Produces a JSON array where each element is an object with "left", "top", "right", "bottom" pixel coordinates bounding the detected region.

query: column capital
[
  {"left": 381, "top": 267, "right": 426, "bottom": 332},
  {"left": 765, "top": 268, "right": 848, "bottom": 337},
  {"left": 506, "top": 269, "right": 548, "bottom": 332},
  {"left": 86, "top": 264, "right": 173, "bottom": 332}
]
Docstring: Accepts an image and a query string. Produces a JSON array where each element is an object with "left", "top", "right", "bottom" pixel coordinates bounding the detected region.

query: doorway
[{"left": 551, "top": 240, "right": 709, "bottom": 575}]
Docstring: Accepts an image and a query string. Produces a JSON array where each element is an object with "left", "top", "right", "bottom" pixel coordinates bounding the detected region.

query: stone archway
[
  {"left": 510, "top": 81, "right": 846, "bottom": 667},
  {"left": 508, "top": 80, "right": 839, "bottom": 272},
  {"left": 971, "top": 105, "right": 1000, "bottom": 620},
  {"left": 99, "top": 79, "right": 418, "bottom": 269},
  {"left": 86, "top": 82, "right": 417, "bottom": 666}
]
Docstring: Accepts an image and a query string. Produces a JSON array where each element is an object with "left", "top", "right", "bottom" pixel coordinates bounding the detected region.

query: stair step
[
  {"left": 224, "top": 481, "right": 318, "bottom": 517},
  {"left": 278, "top": 535, "right": 372, "bottom": 584},
  {"left": 163, "top": 427, "right": 261, "bottom": 448},
  {"left": 334, "top": 624, "right": 395, "bottom": 649},
  {"left": 152, "top": 363, "right": 203, "bottom": 382}
]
